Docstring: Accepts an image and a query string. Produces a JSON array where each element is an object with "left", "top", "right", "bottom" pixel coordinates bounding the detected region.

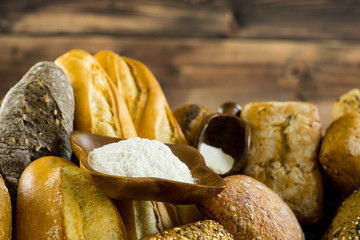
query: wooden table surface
[{"left": 1, "top": 0, "right": 360, "bottom": 131}]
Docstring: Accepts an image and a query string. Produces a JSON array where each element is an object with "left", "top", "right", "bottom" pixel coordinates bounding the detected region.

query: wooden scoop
[
  {"left": 194, "top": 102, "right": 251, "bottom": 177},
  {"left": 70, "top": 131, "right": 225, "bottom": 204}
]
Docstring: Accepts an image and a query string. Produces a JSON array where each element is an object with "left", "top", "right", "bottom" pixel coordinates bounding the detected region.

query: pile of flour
[{"left": 89, "top": 137, "right": 194, "bottom": 184}]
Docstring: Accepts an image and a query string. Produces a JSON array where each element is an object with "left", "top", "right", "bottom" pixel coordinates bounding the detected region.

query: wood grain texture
[{"left": 1, "top": 36, "right": 360, "bottom": 130}]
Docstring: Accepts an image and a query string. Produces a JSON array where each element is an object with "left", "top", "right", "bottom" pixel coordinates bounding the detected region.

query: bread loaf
[
  {"left": 320, "top": 112, "right": 360, "bottom": 197},
  {"left": 140, "top": 220, "right": 233, "bottom": 240},
  {"left": 173, "top": 104, "right": 212, "bottom": 146},
  {"left": 0, "top": 61, "right": 74, "bottom": 208},
  {"left": 0, "top": 175, "right": 11, "bottom": 240},
  {"left": 240, "top": 101, "right": 323, "bottom": 225},
  {"left": 95, "top": 50, "right": 187, "bottom": 144},
  {"left": 323, "top": 189, "right": 360, "bottom": 239},
  {"left": 15, "top": 156, "right": 126, "bottom": 240},
  {"left": 332, "top": 88, "right": 360, "bottom": 120},
  {"left": 55, "top": 49, "right": 137, "bottom": 138},
  {"left": 198, "top": 175, "right": 305, "bottom": 240}
]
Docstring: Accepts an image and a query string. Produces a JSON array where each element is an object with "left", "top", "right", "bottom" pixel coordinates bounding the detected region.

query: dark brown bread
[{"left": 0, "top": 61, "right": 74, "bottom": 208}]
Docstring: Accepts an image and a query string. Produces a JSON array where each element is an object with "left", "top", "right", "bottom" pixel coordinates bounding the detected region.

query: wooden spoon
[
  {"left": 194, "top": 102, "right": 251, "bottom": 177},
  {"left": 70, "top": 131, "right": 225, "bottom": 204}
]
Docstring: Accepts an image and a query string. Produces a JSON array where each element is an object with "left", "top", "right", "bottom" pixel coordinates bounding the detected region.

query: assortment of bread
[{"left": 1, "top": 49, "right": 360, "bottom": 239}]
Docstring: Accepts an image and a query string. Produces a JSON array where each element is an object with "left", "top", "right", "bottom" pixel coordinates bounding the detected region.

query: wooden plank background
[{"left": 1, "top": 0, "right": 360, "bottom": 132}]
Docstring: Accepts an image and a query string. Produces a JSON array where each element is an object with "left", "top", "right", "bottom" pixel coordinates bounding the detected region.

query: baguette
[
  {"left": 55, "top": 49, "right": 137, "bottom": 138},
  {"left": 198, "top": 175, "right": 305, "bottom": 240},
  {"left": 95, "top": 50, "right": 187, "bottom": 144},
  {"left": 0, "top": 61, "right": 74, "bottom": 208},
  {"left": 240, "top": 101, "right": 323, "bottom": 225},
  {"left": 15, "top": 156, "right": 127, "bottom": 240},
  {"left": 0, "top": 175, "right": 11, "bottom": 240}
]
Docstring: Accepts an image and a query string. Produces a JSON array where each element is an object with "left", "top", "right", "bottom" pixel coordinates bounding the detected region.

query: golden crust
[
  {"left": 0, "top": 175, "right": 11, "bottom": 240},
  {"left": 55, "top": 49, "right": 137, "bottom": 138},
  {"left": 198, "top": 175, "right": 304, "bottom": 240}
]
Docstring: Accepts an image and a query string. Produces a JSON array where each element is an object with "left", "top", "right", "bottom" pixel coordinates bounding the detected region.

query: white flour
[
  {"left": 90, "top": 138, "right": 194, "bottom": 184},
  {"left": 199, "top": 143, "right": 234, "bottom": 175}
]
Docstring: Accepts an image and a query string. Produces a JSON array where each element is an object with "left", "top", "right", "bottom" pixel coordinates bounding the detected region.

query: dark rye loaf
[{"left": 0, "top": 61, "right": 74, "bottom": 207}]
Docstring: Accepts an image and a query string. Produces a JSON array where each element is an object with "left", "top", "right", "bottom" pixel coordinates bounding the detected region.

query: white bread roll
[{"left": 15, "top": 156, "right": 126, "bottom": 240}]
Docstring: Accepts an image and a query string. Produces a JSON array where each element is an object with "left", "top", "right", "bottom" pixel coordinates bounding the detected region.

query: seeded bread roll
[
  {"left": 323, "top": 189, "right": 360, "bottom": 239},
  {"left": 95, "top": 50, "right": 187, "bottom": 144},
  {"left": 15, "top": 156, "right": 126, "bottom": 240},
  {"left": 240, "top": 101, "right": 323, "bottom": 225},
  {"left": 332, "top": 88, "right": 360, "bottom": 120},
  {"left": 0, "top": 61, "right": 74, "bottom": 209},
  {"left": 320, "top": 112, "right": 360, "bottom": 197},
  {"left": 55, "top": 49, "right": 137, "bottom": 138},
  {"left": 198, "top": 175, "right": 304, "bottom": 240},
  {"left": 173, "top": 104, "right": 212, "bottom": 146},
  {"left": 140, "top": 220, "right": 233, "bottom": 240},
  {"left": 0, "top": 175, "right": 11, "bottom": 240}
]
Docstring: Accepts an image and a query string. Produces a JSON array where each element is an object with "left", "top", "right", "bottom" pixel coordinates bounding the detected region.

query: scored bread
[
  {"left": 55, "top": 49, "right": 137, "bottom": 138},
  {"left": 240, "top": 101, "right": 323, "bottom": 225},
  {"left": 95, "top": 50, "right": 187, "bottom": 144},
  {"left": 0, "top": 175, "right": 11, "bottom": 240},
  {"left": 197, "top": 175, "right": 305, "bottom": 240},
  {"left": 15, "top": 156, "right": 126, "bottom": 240}
]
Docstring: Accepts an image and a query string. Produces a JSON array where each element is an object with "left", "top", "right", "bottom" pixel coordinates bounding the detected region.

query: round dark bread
[{"left": 0, "top": 61, "right": 74, "bottom": 208}]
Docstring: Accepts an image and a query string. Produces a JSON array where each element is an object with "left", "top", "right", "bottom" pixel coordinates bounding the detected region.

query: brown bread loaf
[
  {"left": 332, "top": 88, "right": 360, "bottom": 120},
  {"left": 198, "top": 175, "right": 305, "bottom": 240},
  {"left": 0, "top": 175, "right": 11, "bottom": 240},
  {"left": 240, "top": 101, "right": 323, "bottom": 225},
  {"left": 320, "top": 112, "right": 360, "bottom": 197},
  {"left": 15, "top": 156, "right": 126, "bottom": 240},
  {"left": 140, "top": 220, "right": 233, "bottom": 240},
  {"left": 0, "top": 61, "right": 74, "bottom": 208},
  {"left": 323, "top": 189, "right": 360, "bottom": 239},
  {"left": 173, "top": 104, "right": 212, "bottom": 146}
]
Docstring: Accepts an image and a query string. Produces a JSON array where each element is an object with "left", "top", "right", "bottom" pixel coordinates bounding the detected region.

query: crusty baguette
[
  {"left": 140, "top": 220, "right": 233, "bottom": 240},
  {"left": 198, "top": 175, "right": 305, "bottom": 240},
  {"left": 0, "top": 175, "right": 11, "bottom": 240},
  {"left": 95, "top": 50, "right": 187, "bottom": 144},
  {"left": 15, "top": 156, "right": 127, "bottom": 240},
  {"left": 55, "top": 49, "right": 137, "bottom": 138},
  {"left": 0, "top": 61, "right": 74, "bottom": 209},
  {"left": 240, "top": 101, "right": 323, "bottom": 225}
]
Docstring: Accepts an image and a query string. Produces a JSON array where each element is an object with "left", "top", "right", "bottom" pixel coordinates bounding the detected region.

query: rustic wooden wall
[{"left": 1, "top": 0, "right": 360, "bottom": 131}]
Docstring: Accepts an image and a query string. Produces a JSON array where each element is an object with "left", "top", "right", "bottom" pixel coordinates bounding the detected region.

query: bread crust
[
  {"left": 0, "top": 61, "right": 74, "bottom": 208},
  {"left": 240, "top": 101, "right": 323, "bottom": 225},
  {"left": 55, "top": 49, "right": 137, "bottom": 138},
  {"left": 198, "top": 175, "right": 304, "bottom": 240},
  {"left": 15, "top": 156, "right": 126, "bottom": 240},
  {"left": 320, "top": 112, "right": 360, "bottom": 197},
  {"left": 0, "top": 175, "right": 11, "bottom": 240}
]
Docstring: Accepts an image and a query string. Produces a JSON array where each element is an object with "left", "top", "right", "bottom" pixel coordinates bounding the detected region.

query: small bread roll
[
  {"left": 320, "top": 112, "right": 360, "bottom": 197},
  {"left": 198, "top": 175, "right": 305, "bottom": 240},
  {"left": 173, "top": 104, "right": 212, "bottom": 146},
  {"left": 0, "top": 175, "right": 11, "bottom": 240},
  {"left": 15, "top": 156, "right": 126, "bottom": 240},
  {"left": 324, "top": 189, "right": 360, "bottom": 239},
  {"left": 332, "top": 89, "right": 360, "bottom": 120},
  {"left": 140, "top": 220, "right": 233, "bottom": 240},
  {"left": 55, "top": 49, "right": 137, "bottom": 138}
]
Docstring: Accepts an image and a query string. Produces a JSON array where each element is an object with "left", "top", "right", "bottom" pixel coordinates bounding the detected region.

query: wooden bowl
[
  {"left": 70, "top": 131, "right": 225, "bottom": 204},
  {"left": 194, "top": 102, "right": 251, "bottom": 177}
]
